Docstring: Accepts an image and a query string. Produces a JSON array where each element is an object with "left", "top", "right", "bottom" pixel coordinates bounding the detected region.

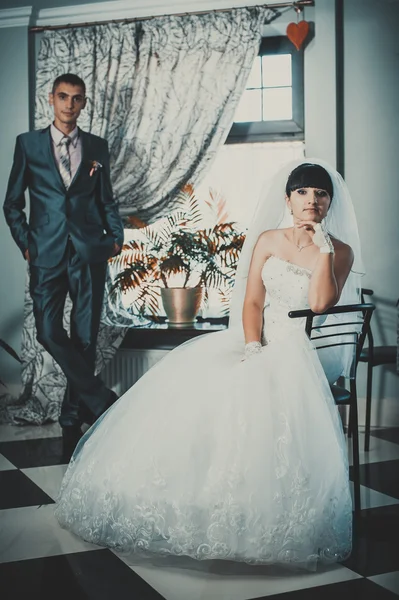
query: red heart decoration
[{"left": 286, "top": 21, "right": 309, "bottom": 51}]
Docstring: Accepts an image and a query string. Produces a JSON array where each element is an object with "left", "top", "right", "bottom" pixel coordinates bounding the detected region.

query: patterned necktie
[{"left": 58, "top": 136, "right": 72, "bottom": 188}]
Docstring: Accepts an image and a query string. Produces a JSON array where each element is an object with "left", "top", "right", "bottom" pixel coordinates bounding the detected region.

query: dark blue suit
[{"left": 3, "top": 126, "right": 124, "bottom": 426}]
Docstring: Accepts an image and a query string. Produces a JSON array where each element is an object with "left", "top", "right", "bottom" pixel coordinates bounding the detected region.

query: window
[
  {"left": 228, "top": 36, "right": 304, "bottom": 143},
  {"left": 193, "top": 140, "right": 304, "bottom": 317},
  {"left": 119, "top": 37, "right": 306, "bottom": 320},
  {"left": 121, "top": 138, "right": 305, "bottom": 319}
]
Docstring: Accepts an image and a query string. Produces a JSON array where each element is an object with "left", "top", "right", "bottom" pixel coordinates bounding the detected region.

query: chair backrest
[
  {"left": 288, "top": 303, "right": 375, "bottom": 379},
  {"left": 361, "top": 288, "right": 375, "bottom": 353},
  {"left": 361, "top": 288, "right": 374, "bottom": 303}
]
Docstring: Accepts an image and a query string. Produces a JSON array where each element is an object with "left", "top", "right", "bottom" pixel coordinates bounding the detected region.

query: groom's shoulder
[
  {"left": 17, "top": 127, "right": 49, "bottom": 144},
  {"left": 80, "top": 129, "right": 108, "bottom": 147}
]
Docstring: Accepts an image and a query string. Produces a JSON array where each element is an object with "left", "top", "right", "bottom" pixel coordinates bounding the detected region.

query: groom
[{"left": 3, "top": 73, "right": 124, "bottom": 449}]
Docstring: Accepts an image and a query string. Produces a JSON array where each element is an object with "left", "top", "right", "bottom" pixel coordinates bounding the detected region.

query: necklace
[
  {"left": 292, "top": 234, "right": 313, "bottom": 252},
  {"left": 295, "top": 241, "right": 313, "bottom": 252}
]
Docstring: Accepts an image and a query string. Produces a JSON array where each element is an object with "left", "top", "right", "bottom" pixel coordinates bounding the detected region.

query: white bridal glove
[
  {"left": 242, "top": 341, "right": 263, "bottom": 362},
  {"left": 312, "top": 221, "right": 335, "bottom": 254}
]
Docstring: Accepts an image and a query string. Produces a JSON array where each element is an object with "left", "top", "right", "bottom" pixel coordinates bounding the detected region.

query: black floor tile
[
  {"left": 343, "top": 504, "right": 399, "bottom": 577},
  {"left": 262, "top": 577, "right": 398, "bottom": 599},
  {"left": 0, "top": 549, "right": 165, "bottom": 600},
  {"left": 0, "top": 437, "right": 64, "bottom": 468},
  {"left": 358, "top": 459, "right": 399, "bottom": 500},
  {"left": 0, "top": 470, "right": 54, "bottom": 509},
  {"left": 371, "top": 428, "right": 399, "bottom": 446}
]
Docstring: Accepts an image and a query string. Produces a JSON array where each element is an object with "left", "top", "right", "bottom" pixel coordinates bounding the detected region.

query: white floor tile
[
  {"left": 21, "top": 465, "right": 67, "bottom": 500},
  {"left": 369, "top": 571, "right": 399, "bottom": 596},
  {"left": 0, "top": 453, "right": 17, "bottom": 471},
  {"left": 0, "top": 504, "right": 103, "bottom": 564},
  {"left": 348, "top": 431, "right": 399, "bottom": 466},
  {"left": 0, "top": 423, "right": 62, "bottom": 443},
  {"left": 125, "top": 559, "right": 361, "bottom": 600}
]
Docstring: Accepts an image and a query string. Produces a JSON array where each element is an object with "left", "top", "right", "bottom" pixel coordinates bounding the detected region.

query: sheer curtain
[
  {"left": 193, "top": 140, "right": 305, "bottom": 316},
  {"left": 195, "top": 141, "right": 305, "bottom": 230},
  {"left": 1, "top": 7, "right": 269, "bottom": 424}
]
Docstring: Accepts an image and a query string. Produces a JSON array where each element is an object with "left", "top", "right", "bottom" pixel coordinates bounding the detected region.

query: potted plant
[{"left": 110, "top": 184, "right": 245, "bottom": 327}]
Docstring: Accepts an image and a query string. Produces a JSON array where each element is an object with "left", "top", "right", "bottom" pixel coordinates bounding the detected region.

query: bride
[{"left": 55, "top": 159, "right": 364, "bottom": 570}]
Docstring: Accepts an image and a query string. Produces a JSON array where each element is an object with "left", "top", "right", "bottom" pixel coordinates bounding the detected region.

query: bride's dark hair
[{"left": 286, "top": 163, "right": 334, "bottom": 199}]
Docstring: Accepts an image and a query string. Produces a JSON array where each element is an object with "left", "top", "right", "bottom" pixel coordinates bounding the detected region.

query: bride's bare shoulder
[
  {"left": 255, "top": 229, "right": 287, "bottom": 259},
  {"left": 331, "top": 237, "right": 354, "bottom": 267},
  {"left": 257, "top": 228, "right": 287, "bottom": 246},
  {"left": 331, "top": 236, "right": 352, "bottom": 254}
]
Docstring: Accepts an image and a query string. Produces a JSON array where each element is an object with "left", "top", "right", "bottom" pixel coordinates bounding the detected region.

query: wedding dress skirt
[{"left": 55, "top": 256, "right": 352, "bottom": 570}]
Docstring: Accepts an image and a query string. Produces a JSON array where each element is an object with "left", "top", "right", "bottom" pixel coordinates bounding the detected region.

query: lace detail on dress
[
  {"left": 286, "top": 262, "right": 312, "bottom": 278},
  {"left": 266, "top": 256, "right": 312, "bottom": 277},
  {"left": 261, "top": 256, "right": 311, "bottom": 306},
  {"left": 55, "top": 449, "right": 352, "bottom": 567},
  {"left": 55, "top": 254, "right": 352, "bottom": 570},
  {"left": 260, "top": 257, "right": 312, "bottom": 344}
]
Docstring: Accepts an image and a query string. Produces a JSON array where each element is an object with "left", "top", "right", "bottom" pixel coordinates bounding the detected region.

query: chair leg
[
  {"left": 348, "top": 405, "right": 352, "bottom": 438},
  {"left": 364, "top": 360, "right": 373, "bottom": 452},
  {"left": 350, "top": 381, "right": 361, "bottom": 515}
]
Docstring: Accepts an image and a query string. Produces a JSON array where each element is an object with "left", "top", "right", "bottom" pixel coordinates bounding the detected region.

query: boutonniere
[{"left": 89, "top": 160, "right": 103, "bottom": 177}]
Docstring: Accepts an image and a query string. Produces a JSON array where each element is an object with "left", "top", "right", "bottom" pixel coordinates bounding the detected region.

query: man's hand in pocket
[{"left": 112, "top": 243, "right": 120, "bottom": 257}]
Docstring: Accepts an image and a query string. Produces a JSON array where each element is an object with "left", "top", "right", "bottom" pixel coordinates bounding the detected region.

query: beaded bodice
[{"left": 261, "top": 256, "right": 312, "bottom": 343}]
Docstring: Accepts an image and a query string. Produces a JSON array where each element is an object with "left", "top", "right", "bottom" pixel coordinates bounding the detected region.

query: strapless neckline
[{"left": 266, "top": 255, "right": 313, "bottom": 274}]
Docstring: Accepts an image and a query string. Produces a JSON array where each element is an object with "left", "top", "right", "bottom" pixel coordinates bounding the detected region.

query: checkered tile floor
[{"left": 1, "top": 423, "right": 399, "bottom": 600}]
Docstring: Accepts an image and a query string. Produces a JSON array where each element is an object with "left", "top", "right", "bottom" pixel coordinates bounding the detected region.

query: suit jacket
[{"left": 3, "top": 126, "right": 124, "bottom": 268}]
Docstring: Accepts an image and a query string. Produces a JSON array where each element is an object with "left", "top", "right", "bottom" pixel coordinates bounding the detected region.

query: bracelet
[{"left": 313, "top": 222, "right": 335, "bottom": 255}]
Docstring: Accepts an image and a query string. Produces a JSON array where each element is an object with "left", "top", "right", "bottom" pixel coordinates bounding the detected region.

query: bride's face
[{"left": 287, "top": 187, "right": 331, "bottom": 222}]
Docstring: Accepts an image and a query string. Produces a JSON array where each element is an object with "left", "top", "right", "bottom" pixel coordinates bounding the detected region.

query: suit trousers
[{"left": 29, "top": 239, "right": 111, "bottom": 427}]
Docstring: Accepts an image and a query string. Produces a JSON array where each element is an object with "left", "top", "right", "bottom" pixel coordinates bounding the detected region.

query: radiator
[{"left": 102, "top": 348, "right": 169, "bottom": 396}]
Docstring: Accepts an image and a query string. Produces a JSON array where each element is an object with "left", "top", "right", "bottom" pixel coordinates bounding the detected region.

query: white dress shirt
[{"left": 50, "top": 124, "right": 82, "bottom": 181}]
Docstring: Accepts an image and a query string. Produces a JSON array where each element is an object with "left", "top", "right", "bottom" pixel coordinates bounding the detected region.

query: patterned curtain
[
  {"left": 0, "top": 7, "right": 267, "bottom": 425},
  {"left": 35, "top": 8, "right": 267, "bottom": 222}
]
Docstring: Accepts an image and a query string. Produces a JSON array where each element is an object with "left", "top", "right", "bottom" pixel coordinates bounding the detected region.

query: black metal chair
[
  {"left": 360, "top": 288, "right": 397, "bottom": 451},
  {"left": 288, "top": 303, "right": 375, "bottom": 515}
]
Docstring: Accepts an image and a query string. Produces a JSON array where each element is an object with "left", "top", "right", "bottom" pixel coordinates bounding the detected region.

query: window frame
[{"left": 227, "top": 36, "right": 304, "bottom": 144}]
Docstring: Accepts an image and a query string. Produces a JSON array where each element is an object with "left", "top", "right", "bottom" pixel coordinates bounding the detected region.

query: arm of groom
[
  {"left": 3, "top": 136, "right": 30, "bottom": 261},
  {"left": 99, "top": 140, "right": 124, "bottom": 257}
]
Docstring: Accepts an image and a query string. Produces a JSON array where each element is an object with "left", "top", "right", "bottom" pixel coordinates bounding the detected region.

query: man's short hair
[{"left": 52, "top": 73, "right": 86, "bottom": 95}]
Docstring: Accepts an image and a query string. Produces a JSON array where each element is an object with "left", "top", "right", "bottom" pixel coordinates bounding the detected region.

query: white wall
[
  {"left": 304, "top": 0, "right": 337, "bottom": 166},
  {"left": 344, "top": 0, "right": 399, "bottom": 422},
  {"left": 0, "top": 26, "right": 30, "bottom": 392}
]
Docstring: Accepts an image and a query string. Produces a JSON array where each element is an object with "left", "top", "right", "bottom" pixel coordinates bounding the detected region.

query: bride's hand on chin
[
  {"left": 297, "top": 220, "right": 335, "bottom": 254},
  {"left": 295, "top": 219, "right": 320, "bottom": 239}
]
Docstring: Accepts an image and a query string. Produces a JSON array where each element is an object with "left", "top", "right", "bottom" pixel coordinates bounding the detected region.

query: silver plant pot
[{"left": 161, "top": 287, "right": 203, "bottom": 328}]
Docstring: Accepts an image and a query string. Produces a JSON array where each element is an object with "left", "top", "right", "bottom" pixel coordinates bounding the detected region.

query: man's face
[{"left": 49, "top": 83, "right": 86, "bottom": 128}]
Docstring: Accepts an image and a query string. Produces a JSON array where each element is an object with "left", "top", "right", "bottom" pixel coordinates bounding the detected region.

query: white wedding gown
[{"left": 55, "top": 256, "right": 352, "bottom": 570}]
